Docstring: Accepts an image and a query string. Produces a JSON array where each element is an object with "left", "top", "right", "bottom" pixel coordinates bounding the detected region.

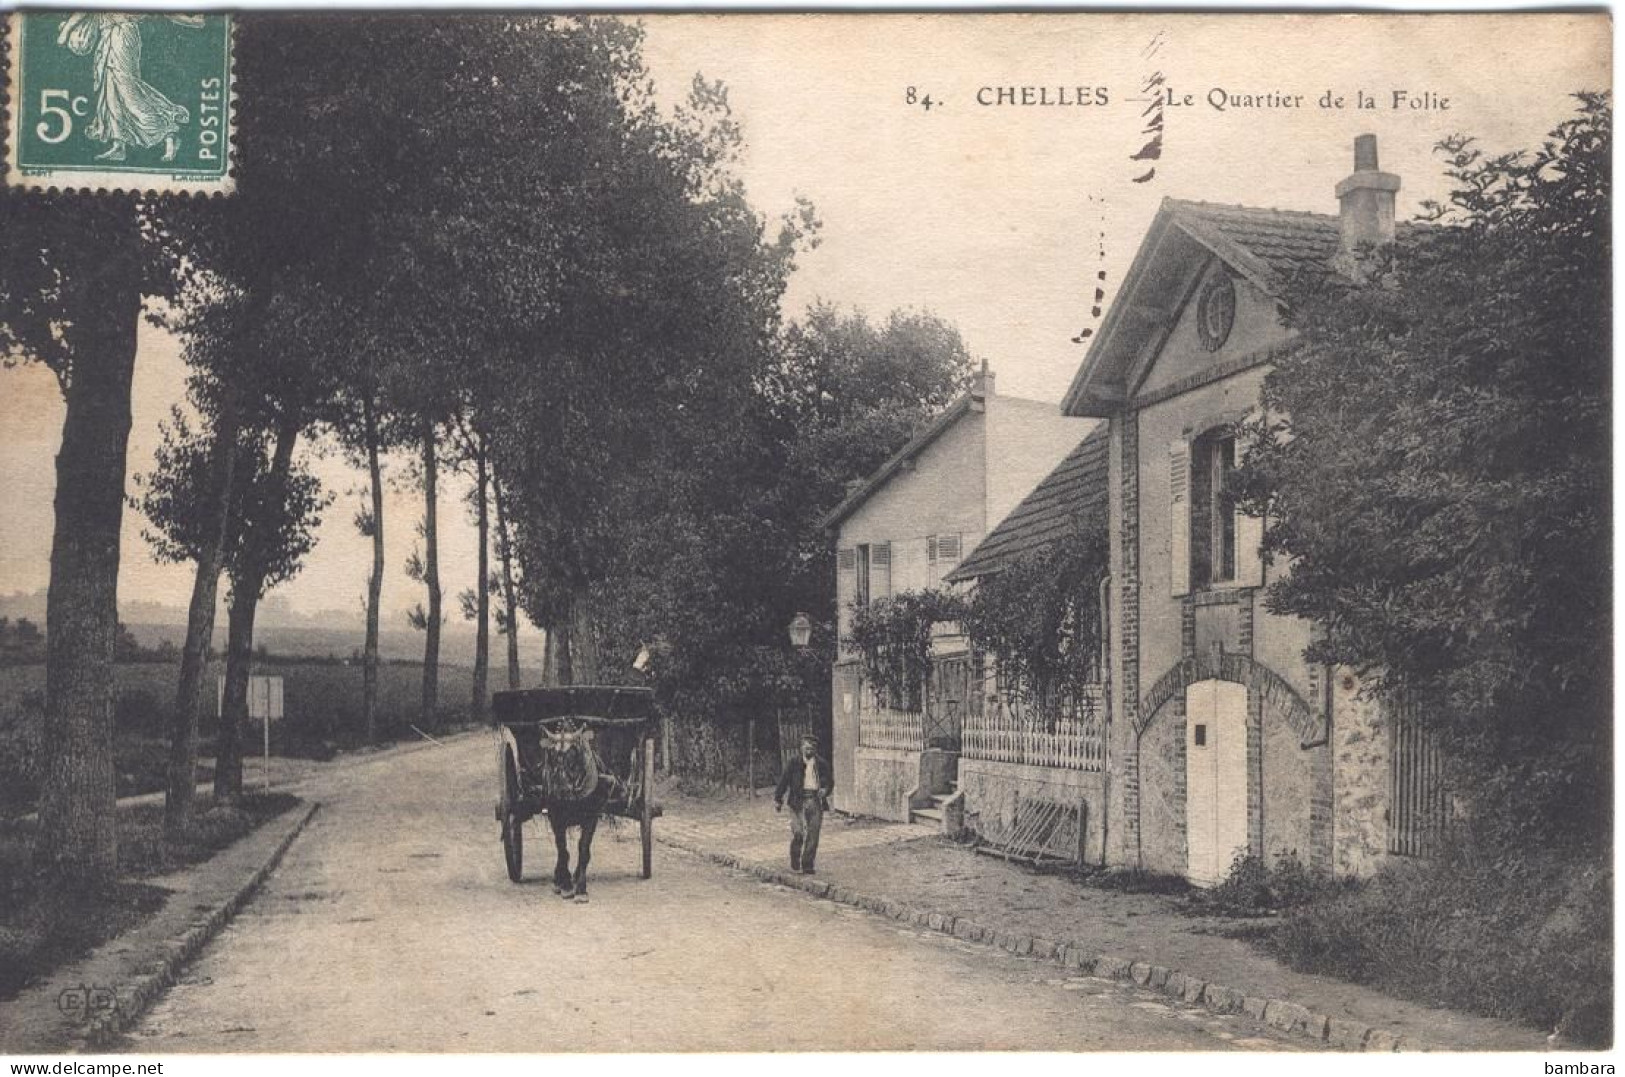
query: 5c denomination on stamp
[{"left": 6, "top": 11, "right": 232, "bottom": 194}]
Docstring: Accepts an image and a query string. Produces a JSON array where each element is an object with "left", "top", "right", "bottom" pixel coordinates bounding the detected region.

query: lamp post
[
  {"left": 779, "top": 613, "right": 818, "bottom": 797},
  {"left": 787, "top": 612, "right": 812, "bottom": 650}
]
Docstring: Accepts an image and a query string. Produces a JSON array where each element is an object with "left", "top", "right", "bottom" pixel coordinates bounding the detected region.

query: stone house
[
  {"left": 1060, "top": 136, "right": 1439, "bottom": 883},
  {"left": 821, "top": 369, "right": 1091, "bottom": 820}
]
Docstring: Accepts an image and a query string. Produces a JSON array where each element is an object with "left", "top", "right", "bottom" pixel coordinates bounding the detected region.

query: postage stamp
[{"left": 5, "top": 11, "right": 232, "bottom": 194}]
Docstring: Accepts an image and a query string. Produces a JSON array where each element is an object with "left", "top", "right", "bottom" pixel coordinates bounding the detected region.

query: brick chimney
[
  {"left": 973, "top": 357, "right": 996, "bottom": 400},
  {"left": 1334, "top": 134, "right": 1400, "bottom": 273}
]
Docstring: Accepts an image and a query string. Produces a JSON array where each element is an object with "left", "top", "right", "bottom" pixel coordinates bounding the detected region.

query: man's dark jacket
[{"left": 775, "top": 754, "right": 834, "bottom": 810}]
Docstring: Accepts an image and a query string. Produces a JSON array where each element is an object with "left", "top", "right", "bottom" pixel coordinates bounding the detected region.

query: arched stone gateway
[{"left": 1136, "top": 651, "right": 1323, "bottom": 747}]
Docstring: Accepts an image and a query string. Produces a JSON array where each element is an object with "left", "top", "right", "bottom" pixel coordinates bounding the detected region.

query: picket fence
[{"left": 961, "top": 683, "right": 1106, "bottom": 772}]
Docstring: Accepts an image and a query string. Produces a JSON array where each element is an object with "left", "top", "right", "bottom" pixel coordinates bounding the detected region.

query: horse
[{"left": 530, "top": 722, "right": 630, "bottom": 902}]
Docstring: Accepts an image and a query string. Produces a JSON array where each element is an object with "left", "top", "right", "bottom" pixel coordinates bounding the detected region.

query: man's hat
[{"left": 800, "top": 733, "right": 819, "bottom": 747}]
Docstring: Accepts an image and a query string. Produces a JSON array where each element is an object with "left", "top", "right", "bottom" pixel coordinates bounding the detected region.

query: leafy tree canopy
[{"left": 1236, "top": 92, "right": 1610, "bottom": 848}]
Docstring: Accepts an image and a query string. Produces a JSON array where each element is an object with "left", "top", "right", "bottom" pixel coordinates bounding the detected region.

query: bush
[
  {"left": 1074, "top": 865, "right": 1191, "bottom": 896},
  {"left": 1266, "top": 850, "right": 1612, "bottom": 1046},
  {"left": 662, "top": 711, "right": 781, "bottom": 788},
  {"left": 1190, "top": 850, "right": 1340, "bottom": 916},
  {"left": 113, "top": 688, "right": 166, "bottom": 737},
  {"left": 0, "top": 690, "right": 44, "bottom": 816},
  {"left": 0, "top": 792, "right": 299, "bottom": 998}
]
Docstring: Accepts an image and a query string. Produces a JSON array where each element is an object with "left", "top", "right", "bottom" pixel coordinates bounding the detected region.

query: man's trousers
[{"left": 789, "top": 798, "right": 824, "bottom": 871}]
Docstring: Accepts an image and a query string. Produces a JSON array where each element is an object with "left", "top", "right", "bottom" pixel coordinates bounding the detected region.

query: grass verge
[
  {"left": 0, "top": 792, "right": 301, "bottom": 1000},
  {"left": 1262, "top": 849, "right": 1611, "bottom": 1047}
]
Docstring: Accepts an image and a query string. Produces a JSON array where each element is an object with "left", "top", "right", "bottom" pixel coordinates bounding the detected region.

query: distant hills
[{"left": 0, "top": 589, "right": 502, "bottom": 665}]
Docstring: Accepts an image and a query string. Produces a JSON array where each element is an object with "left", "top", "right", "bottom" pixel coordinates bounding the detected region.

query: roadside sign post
[{"left": 218, "top": 674, "right": 283, "bottom": 794}]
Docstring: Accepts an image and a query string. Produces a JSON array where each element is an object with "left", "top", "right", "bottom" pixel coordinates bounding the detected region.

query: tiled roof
[
  {"left": 1168, "top": 199, "right": 1425, "bottom": 296},
  {"left": 946, "top": 424, "right": 1108, "bottom": 583}
]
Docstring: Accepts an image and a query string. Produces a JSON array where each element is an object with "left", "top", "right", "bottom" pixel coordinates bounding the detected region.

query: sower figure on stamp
[{"left": 774, "top": 734, "right": 834, "bottom": 874}]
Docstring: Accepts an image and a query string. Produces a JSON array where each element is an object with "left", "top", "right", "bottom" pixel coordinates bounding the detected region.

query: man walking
[{"left": 775, "top": 734, "right": 834, "bottom": 874}]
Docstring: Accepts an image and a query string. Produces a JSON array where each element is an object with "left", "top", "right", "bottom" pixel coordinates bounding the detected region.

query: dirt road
[{"left": 126, "top": 734, "right": 1303, "bottom": 1052}]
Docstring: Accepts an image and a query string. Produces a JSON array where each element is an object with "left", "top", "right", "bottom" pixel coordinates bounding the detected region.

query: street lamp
[{"left": 787, "top": 612, "right": 812, "bottom": 650}]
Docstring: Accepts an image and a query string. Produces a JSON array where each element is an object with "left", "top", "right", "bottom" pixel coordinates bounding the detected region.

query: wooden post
[
  {"left": 641, "top": 736, "right": 655, "bottom": 880},
  {"left": 262, "top": 702, "right": 271, "bottom": 794},
  {"left": 1077, "top": 799, "right": 1089, "bottom": 868},
  {"left": 747, "top": 718, "right": 756, "bottom": 796},
  {"left": 662, "top": 711, "right": 673, "bottom": 775}
]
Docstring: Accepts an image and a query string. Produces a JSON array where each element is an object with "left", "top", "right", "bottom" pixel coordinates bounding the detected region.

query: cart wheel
[
  {"left": 640, "top": 736, "right": 655, "bottom": 880},
  {"left": 502, "top": 753, "right": 524, "bottom": 883}
]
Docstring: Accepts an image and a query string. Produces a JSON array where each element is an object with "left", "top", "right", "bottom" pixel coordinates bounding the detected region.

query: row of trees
[{"left": 0, "top": 14, "right": 974, "bottom": 885}]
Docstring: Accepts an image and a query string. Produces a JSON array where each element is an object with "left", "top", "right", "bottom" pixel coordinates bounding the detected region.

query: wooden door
[{"left": 1185, "top": 679, "right": 1248, "bottom": 885}]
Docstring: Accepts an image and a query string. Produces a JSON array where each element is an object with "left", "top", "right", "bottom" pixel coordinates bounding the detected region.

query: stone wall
[
  {"left": 1261, "top": 709, "right": 1317, "bottom": 865},
  {"left": 1137, "top": 701, "right": 1186, "bottom": 876},
  {"left": 958, "top": 759, "right": 1107, "bottom": 864},
  {"left": 1331, "top": 668, "right": 1392, "bottom": 877},
  {"left": 831, "top": 662, "right": 862, "bottom": 813},
  {"left": 847, "top": 746, "right": 921, "bottom": 821}
]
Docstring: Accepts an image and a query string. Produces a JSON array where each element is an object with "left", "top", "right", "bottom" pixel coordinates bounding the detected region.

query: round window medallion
[{"left": 1196, "top": 273, "right": 1236, "bottom": 353}]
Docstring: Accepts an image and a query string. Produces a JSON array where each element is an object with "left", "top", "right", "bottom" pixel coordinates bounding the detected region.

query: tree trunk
[
  {"left": 493, "top": 476, "right": 520, "bottom": 691},
  {"left": 471, "top": 436, "right": 490, "bottom": 722},
  {"left": 164, "top": 394, "right": 239, "bottom": 840},
  {"left": 553, "top": 606, "right": 572, "bottom": 687},
  {"left": 420, "top": 416, "right": 441, "bottom": 727},
  {"left": 214, "top": 583, "right": 257, "bottom": 803},
  {"left": 541, "top": 626, "right": 560, "bottom": 687},
  {"left": 215, "top": 416, "right": 299, "bottom": 804},
  {"left": 35, "top": 278, "right": 141, "bottom": 885},
  {"left": 563, "top": 585, "right": 601, "bottom": 685},
  {"left": 363, "top": 394, "right": 384, "bottom": 745}
]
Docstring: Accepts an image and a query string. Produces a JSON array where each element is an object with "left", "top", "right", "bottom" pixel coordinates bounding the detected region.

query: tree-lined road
[{"left": 124, "top": 737, "right": 1301, "bottom": 1052}]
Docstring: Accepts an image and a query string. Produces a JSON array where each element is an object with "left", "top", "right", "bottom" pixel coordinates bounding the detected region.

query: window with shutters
[
  {"left": 1190, "top": 430, "right": 1237, "bottom": 589},
  {"left": 927, "top": 532, "right": 963, "bottom": 585},
  {"left": 869, "top": 542, "right": 892, "bottom": 600},
  {"left": 851, "top": 542, "right": 892, "bottom": 608}
]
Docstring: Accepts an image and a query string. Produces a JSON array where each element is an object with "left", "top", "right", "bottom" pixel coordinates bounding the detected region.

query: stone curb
[
  {"left": 657, "top": 832, "right": 1413, "bottom": 1053},
  {"left": 81, "top": 801, "right": 322, "bottom": 1050}
]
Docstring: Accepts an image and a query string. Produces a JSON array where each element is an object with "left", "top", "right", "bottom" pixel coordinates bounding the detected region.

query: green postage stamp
[{"left": 6, "top": 12, "right": 232, "bottom": 194}]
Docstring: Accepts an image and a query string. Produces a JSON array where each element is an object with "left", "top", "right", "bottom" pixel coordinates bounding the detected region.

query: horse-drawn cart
[{"left": 492, "top": 686, "right": 662, "bottom": 895}]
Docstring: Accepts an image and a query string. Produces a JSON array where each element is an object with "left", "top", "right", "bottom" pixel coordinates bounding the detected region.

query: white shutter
[
  {"left": 1170, "top": 440, "right": 1191, "bottom": 597},
  {"left": 927, "top": 536, "right": 940, "bottom": 564},
  {"left": 871, "top": 542, "right": 892, "bottom": 600},
  {"left": 1235, "top": 507, "right": 1264, "bottom": 589},
  {"left": 837, "top": 547, "right": 856, "bottom": 572}
]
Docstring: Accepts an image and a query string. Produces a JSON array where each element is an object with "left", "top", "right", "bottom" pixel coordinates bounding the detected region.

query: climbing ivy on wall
[
  {"left": 958, "top": 518, "right": 1109, "bottom": 712},
  {"left": 847, "top": 589, "right": 967, "bottom": 711}
]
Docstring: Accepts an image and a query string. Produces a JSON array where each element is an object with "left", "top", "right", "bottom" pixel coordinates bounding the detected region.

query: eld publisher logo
[{"left": 55, "top": 983, "right": 117, "bottom": 1023}]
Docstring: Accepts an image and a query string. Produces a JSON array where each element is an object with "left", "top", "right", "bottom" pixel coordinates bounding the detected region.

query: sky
[{"left": 0, "top": 12, "right": 1609, "bottom": 628}]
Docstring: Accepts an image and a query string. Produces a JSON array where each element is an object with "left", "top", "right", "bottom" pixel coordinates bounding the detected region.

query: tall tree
[
  {"left": 417, "top": 416, "right": 442, "bottom": 725},
  {"left": 359, "top": 388, "right": 388, "bottom": 743},
  {"left": 1236, "top": 94, "right": 1610, "bottom": 849},
  {"left": 135, "top": 370, "right": 242, "bottom": 838},
  {"left": 0, "top": 189, "right": 186, "bottom": 883},
  {"left": 326, "top": 342, "right": 405, "bottom": 746},
  {"left": 213, "top": 412, "right": 326, "bottom": 801},
  {"left": 450, "top": 417, "right": 493, "bottom": 720},
  {"left": 492, "top": 473, "right": 523, "bottom": 691}
]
